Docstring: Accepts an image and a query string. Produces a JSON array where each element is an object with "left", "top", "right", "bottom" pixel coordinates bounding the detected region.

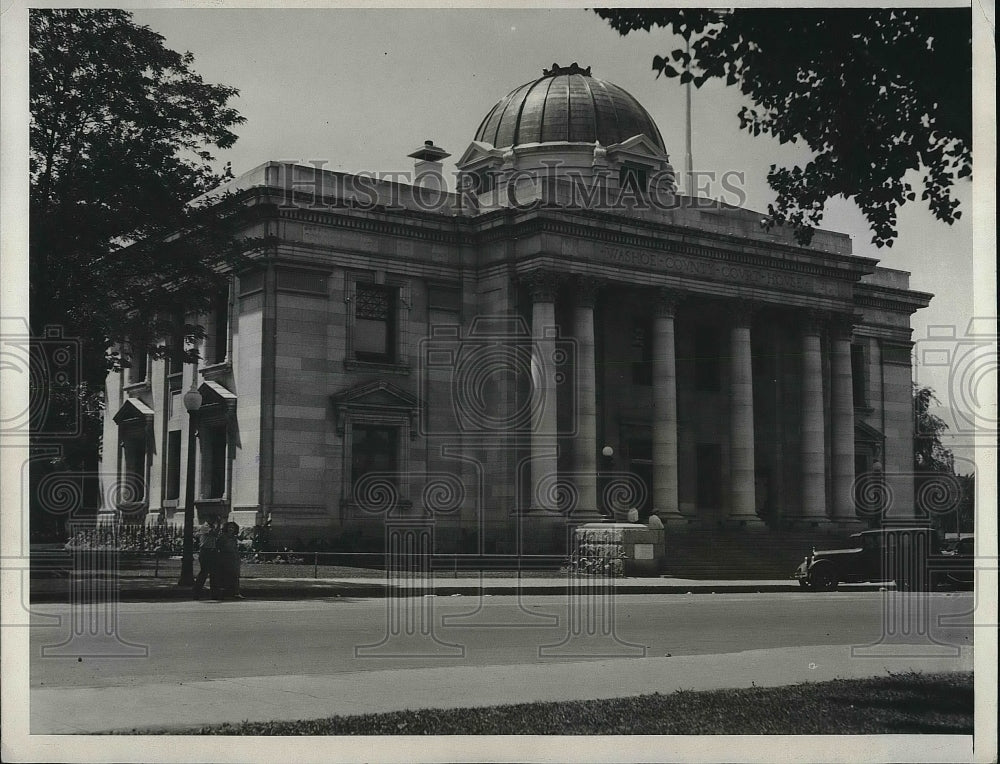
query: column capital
[
  {"left": 653, "top": 288, "right": 684, "bottom": 318},
  {"left": 520, "top": 270, "right": 563, "bottom": 303},
  {"left": 801, "top": 309, "right": 828, "bottom": 336},
  {"left": 829, "top": 312, "right": 861, "bottom": 341},
  {"left": 727, "top": 299, "right": 758, "bottom": 327},
  {"left": 573, "top": 276, "right": 602, "bottom": 308}
]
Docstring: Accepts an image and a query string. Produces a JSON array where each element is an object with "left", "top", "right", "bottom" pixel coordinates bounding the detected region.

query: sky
[{"left": 129, "top": 7, "right": 987, "bottom": 465}]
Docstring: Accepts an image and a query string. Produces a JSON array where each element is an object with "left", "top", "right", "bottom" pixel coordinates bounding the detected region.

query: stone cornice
[
  {"left": 234, "top": 188, "right": 932, "bottom": 318},
  {"left": 854, "top": 282, "right": 933, "bottom": 315},
  {"left": 239, "top": 187, "right": 881, "bottom": 285},
  {"left": 471, "top": 216, "right": 882, "bottom": 288}
]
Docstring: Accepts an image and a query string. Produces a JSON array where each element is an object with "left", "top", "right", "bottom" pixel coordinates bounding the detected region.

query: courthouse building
[{"left": 103, "top": 63, "right": 931, "bottom": 554}]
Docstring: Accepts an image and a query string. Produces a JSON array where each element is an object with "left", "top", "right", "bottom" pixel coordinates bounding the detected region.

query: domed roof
[{"left": 474, "top": 63, "right": 665, "bottom": 153}]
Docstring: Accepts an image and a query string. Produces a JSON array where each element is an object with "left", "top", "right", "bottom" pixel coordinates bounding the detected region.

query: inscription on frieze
[{"left": 599, "top": 245, "right": 845, "bottom": 297}]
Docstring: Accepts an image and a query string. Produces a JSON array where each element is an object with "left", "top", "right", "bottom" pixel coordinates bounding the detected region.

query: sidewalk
[
  {"left": 30, "top": 644, "right": 972, "bottom": 734},
  {"left": 29, "top": 572, "right": 891, "bottom": 602}
]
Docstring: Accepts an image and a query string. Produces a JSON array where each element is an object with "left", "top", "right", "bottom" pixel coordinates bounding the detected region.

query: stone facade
[{"left": 101, "top": 66, "right": 931, "bottom": 555}]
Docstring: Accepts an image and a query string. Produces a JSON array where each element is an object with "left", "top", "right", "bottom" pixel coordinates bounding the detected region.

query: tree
[
  {"left": 596, "top": 8, "right": 972, "bottom": 248},
  {"left": 913, "top": 384, "right": 955, "bottom": 475},
  {"left": 912, "top": 384, "right": 972, "bottom": 533},
  {"left": 29, "top": 9, "right": 248, "bottom": 529}
]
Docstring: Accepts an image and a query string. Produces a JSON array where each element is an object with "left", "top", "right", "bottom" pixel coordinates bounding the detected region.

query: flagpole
[{"left": 684, "top": 35, "right": 694, "bottom": 197}]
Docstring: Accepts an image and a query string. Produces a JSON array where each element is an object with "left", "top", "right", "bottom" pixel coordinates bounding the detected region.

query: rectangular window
[
  {"left": 851, "top": 343, "right": 867, "bottom": 406},
  {"left": 165, "top": 430, "right": 181, "bottom": 501},
  {"left": 123, "top": 436, "right": 146, "bottom": 502},
  {"left": 694, "top": 325, "right": 721, "bottom": 392},
  {"left": 354, "top": 284, "right": 396, "bottom": 363},
  {"left": 619, "top": 163, "right": 649, "bottom": 194},
  {"left": 470, "top": 169, "right": 495, "bottom": 195},
  {"left": 211, "top": 289, "right": 230, "bottom": 365},
  {"left": 351, "top": 424, "right": 399, "bottom": 494},
  {"left": 127, "top": 341, "right": 148, "bottom": 384},
  {"left": 200, "top": 424, "right": 227, "bottom": 500}
]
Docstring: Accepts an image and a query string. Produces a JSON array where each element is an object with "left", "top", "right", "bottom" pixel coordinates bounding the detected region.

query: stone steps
[{"left": 661, "top": 528, "right": 852, "bottom": 580}]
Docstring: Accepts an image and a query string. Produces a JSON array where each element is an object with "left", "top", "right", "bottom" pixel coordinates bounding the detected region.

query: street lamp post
[
  {"left": 178, "top": 384, "right": 203, "bottom": 587},
  {"left": 600, "top": 446, "right": 614, "bottom": 518}
]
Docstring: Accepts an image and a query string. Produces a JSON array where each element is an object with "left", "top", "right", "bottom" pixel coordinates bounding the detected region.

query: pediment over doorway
[
  {"left": 330, "top": 380, "right": 419, "bottom": 435},
  {"left": 855, "top": 420, "right": 883, "bottom": 444},
  {"left": 112, "top": 398, "right": 154, "bottom": 426}
]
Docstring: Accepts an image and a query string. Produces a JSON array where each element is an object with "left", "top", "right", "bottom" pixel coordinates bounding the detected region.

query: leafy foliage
[
  {"left": 29, "top": 9, "right": 249, "bottom": 521},
  {"left": 596, "top": 8, "right": 971, "bottom": 248},
  {"left": 30, "top": 9, "right": 248, "bottom": 381},
  {"left": 913, "top": 384, "right": 955, "bottom": 474}
]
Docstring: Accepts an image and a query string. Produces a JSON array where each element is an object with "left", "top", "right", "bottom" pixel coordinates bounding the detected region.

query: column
[
  {"left": 728, "top": 300, "right": 761, "bottom": 524},
  {"left": 800, "top": 312, "right": 827, "bottom": 520},
  {"left": 572, "top": 277, "right": 601, "bottom": 518},
  {"left": 527, "top": 272, "right": 560, "bottom": 512},
  {"left": 652, "top": 289, "right": 683, "bottom": 522},
  {"left": 830, "top": 315, "right": 857, "bottom": 522}
]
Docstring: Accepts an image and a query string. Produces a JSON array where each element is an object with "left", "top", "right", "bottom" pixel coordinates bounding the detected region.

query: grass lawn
[{"left": 168, "top": 671, "right": 972, "bottom": 736}]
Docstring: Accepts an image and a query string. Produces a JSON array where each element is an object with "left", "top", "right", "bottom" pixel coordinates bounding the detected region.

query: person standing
[
  {"left": 216, "top": 521, "right": 244, "bottom": 599},
  {"left": 192, "top": 517, "right": 219, "bottom": 599},
  {"left": 192, "top": 518, "right": 220, "bottom": 599}
]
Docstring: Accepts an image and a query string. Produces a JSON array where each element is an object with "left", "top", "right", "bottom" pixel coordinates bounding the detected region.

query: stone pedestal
[{"left": 573, "top": 522, "right": 665, "bottom": 577}]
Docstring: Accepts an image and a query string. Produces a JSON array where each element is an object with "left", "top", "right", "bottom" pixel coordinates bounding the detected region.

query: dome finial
[{"left": 543, "top": 62, "right": 592, "bottom": 77}]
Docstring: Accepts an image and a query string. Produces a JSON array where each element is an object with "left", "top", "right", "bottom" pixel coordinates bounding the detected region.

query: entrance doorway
[
  {"left": 626, "top": 438, "right": 653, "bottom": 518},
  {"left": 696, "top": 443, "right": 722, "bottom": 514}
]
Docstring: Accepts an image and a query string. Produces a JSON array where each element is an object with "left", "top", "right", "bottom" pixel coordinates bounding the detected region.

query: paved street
[
  {"left": 30, "top": 591, "right": 973, "bottom": 687},
  {"left": 28, "top": 591, "right": 974, "bottom": 733}
]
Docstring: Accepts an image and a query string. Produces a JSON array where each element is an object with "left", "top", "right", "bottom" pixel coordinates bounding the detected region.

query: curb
[{"left": 28, "top": 579, "right": 893, "bottom": 603}]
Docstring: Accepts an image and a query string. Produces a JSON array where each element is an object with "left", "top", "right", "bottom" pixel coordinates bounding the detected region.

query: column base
[
  {"left": 831, "top": 517, "right": 867, "bottom": 531},
  {"left": 568, "top": 508, "right": 607, "bottom": 523},
  {"left": 658, "top": 512, "right": 694, "bottom": 528},
  {"left": 725, "top": 514, "right": 767, "bottom": 529},
  {"left": 95, "top": 508, "right": 119, "bottom": 526},
  {"left": 783, "top": 516, "right": 836, "bottom": 530}
]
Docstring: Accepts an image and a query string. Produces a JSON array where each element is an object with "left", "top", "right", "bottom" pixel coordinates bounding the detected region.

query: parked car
[
  {"left": 939, "top": 534, "right": 976, "bottom": 590},
  {"left": 793, "top": 527, "right": 974, "bottom": 592}
]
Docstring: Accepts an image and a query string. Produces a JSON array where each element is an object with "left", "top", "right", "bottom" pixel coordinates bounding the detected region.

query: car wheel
[
  {"left": 798, "top": 579, "right": 811, "bottom": 590},
  {"left": 809, "top": 566, "right": 838, "bottom": 592}
]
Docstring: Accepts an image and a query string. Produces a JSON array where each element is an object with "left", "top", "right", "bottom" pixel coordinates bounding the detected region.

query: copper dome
[{"left": 474, "top": 63, "right": 665, "bottom": 152}]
